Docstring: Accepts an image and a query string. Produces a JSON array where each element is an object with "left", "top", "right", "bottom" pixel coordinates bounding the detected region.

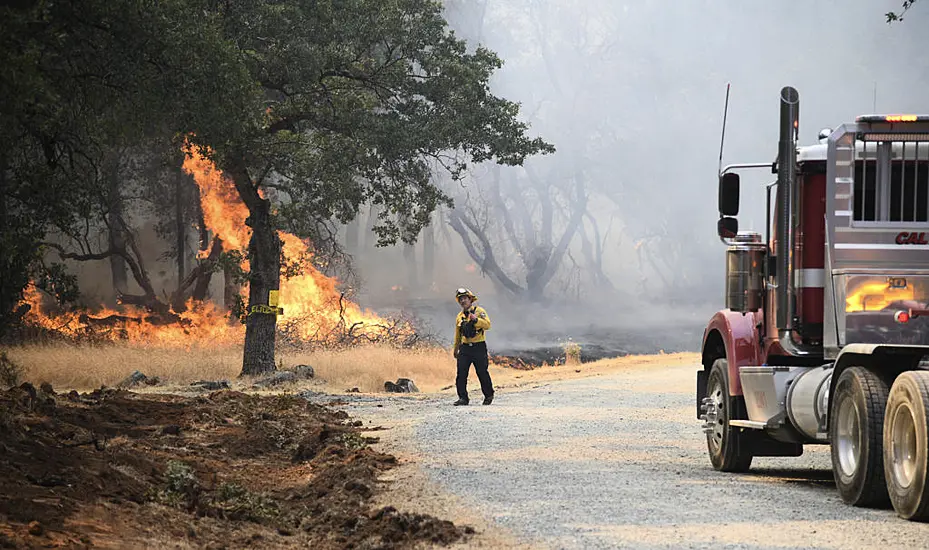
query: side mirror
[
  {"left": 719, "top": 172, "right": 740, "bottom": 216},
  {"left": 718, "top": 217, "right": 738, "bottom": 239}
]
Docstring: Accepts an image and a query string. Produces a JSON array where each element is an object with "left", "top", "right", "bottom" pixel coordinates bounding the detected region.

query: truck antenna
[
  {"left": 718, "top": 82, "right": 731, "bottom": 177},
  {"left": 873, "top": 81, "right": 877, "bottom": 112}
]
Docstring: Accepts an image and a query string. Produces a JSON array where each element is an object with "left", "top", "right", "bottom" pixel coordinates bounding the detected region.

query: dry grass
[
  {"left": 6, "top": 343, "right": 242, "bottom": 391},
  {"left": 284, "top": 346, "right": 455, "bottom": 393},
  {"left": 4, "top": 342, "right": 458, "bottom": 393},
  {"left": 5, "top": 342, "right": 700, "bottom": 394}
]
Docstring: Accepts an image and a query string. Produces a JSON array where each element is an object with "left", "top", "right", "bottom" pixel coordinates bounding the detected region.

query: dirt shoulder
[
  {"left": 489, "top": 351, "right": 699, "bottom": 390},
  {"left": 359, "top": 416, "right": 537, "bottom": 550},
  {"left": 0, "top": 384, "right": 470, "bottom": 549},
  {"left": 297, "top": 351, "right": 702, "bottom": 397}
]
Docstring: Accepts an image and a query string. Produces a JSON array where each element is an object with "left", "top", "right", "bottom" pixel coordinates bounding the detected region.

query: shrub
[{"left": 563, "top": 340, "right": 581, "bottom": 366}]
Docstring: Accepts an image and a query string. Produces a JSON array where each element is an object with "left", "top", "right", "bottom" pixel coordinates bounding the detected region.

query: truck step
[{"left": 729, "top": 419, "right": 769, "bottom": 429}]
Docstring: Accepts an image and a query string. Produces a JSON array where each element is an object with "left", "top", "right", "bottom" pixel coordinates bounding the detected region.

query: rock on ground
[
  {"left": 253, "top": 365, "right": 315, "bottom": 388},
  {"left": 384, "top": 378, "right": 419, "bottom": 393},
  {"left": 294, "top": 364, "right": 315, "bottom": 378},
  {"left": 117, "top": 371, "right": 160, "bottom": 389},
  {"left": 189, "top": 380, "right": 230, "bottom": 391}
]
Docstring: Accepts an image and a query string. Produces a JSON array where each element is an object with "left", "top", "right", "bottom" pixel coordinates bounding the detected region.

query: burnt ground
[
  {"left": 0, "top": 384, "right": 469, "bottom": 549},
  {"left": 477, "top": 319, "right": 705, "bottom": 368},
  {"left": 379, "top": 296, "right": 708, "bottom": 367},
  {"left": 487, "top": 325, "right": 703, "bottom": 366}
]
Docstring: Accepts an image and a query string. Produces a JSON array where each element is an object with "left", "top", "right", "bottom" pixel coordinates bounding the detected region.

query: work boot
[
  {"left": 453, "top": 399, "right": 469, "bottom": 406},
  {"left": 483, "top": 394, "right": 494, "bottom": 406}
]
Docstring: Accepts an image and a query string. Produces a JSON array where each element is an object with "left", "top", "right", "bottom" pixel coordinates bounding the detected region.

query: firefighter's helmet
[{"left": 455, "top": 288, "right": 477, "bottom": 301}]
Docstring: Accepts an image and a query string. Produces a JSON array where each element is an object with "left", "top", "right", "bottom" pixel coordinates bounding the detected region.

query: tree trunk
[
  {"left": 523, "top": 241, "right": 554, "bottom": 302},
  {"left": 223, "top": 264, "right": 239, "bottom": 316},
  {"left": 241, "top": 200, "right": 281, "bottom": 375},
  {"left": 106, "top": 158, "right": 128, "bottom": 297},
  {"left": 345, "top": 218, "right": 359, "bottom": 254},
  {"left": 0, "top": 157, "right": 11, "bottom": 338},
  {"left": 403, "top": 242, "right": 418, "bottom": 290},
  {"left": 579, "top": 214, "right": 613, "bottom": 291},
  {"left": 363, "top": 204, "right": 381, "bottom": 250},
  {"left": 197, "top": 195, "right": 209, "bottom": 252},
  {"left": 422, "top": 215, "right": 435, "bottom": 287},
  {"left": 191, "top": 237, "right": 223, "bottom": 302},
  {"left": 175, "top": 171, "right": 186, "bottom": 287},
  {"left": 229, "top": 160, "right": 280, "bottom": 376}
]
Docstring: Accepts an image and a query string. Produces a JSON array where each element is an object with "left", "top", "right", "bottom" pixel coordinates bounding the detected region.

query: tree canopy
[{"left": 0, "top": 0, "right": 552, "bottom": 373}]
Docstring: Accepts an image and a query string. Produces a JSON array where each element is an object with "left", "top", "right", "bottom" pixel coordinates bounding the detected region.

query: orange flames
[
  {"left": 846, "top": 280, "right": 915, "bottom": 312},
  {"left": 184, "top": 151, "right": 250, "bottom": 253},
  {"left": 275, "top": 233, "right": 388, "bottom": 340},
  {"left": 181, "top": 150, "right": 389, "bottom": 342},
  {"left": 22, "top": 147, "right": 394, "bottom": 347},
  {"left": 23, "top": 285, "right": 241, "bottom": 347}
]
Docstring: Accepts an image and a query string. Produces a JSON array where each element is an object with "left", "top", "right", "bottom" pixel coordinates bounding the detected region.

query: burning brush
[{"left": 19, "top": 150, "right": 413, "bottom": 348}]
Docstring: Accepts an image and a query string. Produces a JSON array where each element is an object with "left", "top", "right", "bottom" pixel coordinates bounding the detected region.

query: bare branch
[
  {"left": 490, "top": 165, "right": 527, "bottom": 259},
  {"left": 523, "top": 164, "right": 554, "bottom": 250},
  {"left": 112, "top": 214, "right": 158, "bottom": 300},
  {"left": 448, "top": 209, "right": 524, "bottom": 296},
  {"left": 41, "top": 243, "right": 118, "bottom": 262},
  {"left": 172, "top": 236, "right": 224, "bottom": 310},
  {"left": 538, "top": 173, "right": 588, "bottom": 290}
]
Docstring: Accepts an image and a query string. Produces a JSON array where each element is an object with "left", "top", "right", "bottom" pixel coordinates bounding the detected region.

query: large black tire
[
  {"left": 830, "top": 366, "right": 890, "bottom": 507},
  {"left": 884, "top": 371, "right": 929, "bottom": 521},
  {"left": 706, "top": 358, "right": 753, "bottom": 472}
]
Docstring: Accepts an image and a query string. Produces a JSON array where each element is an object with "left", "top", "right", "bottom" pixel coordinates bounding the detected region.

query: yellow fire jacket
[{"left": 454, "top": 305, "right": 491, "bottom": 352}]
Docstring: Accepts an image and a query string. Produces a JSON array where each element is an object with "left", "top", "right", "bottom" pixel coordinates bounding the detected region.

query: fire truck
[{"left": 698, "top": 86, "right": 929, "bottom": 520}]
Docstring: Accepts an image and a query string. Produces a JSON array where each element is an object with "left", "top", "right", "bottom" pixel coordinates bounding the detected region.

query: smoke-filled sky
[
  {"left": 423, "top": 0, "right": 929, "bottom": 298},
  {"left": 450, "top": 0, "right": 926, "bottom": 233},
  {"left": 354, "top": 1, "right": 929, "bottom": 352}
]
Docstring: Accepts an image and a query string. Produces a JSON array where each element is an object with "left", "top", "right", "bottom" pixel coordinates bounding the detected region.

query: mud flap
[
  {"left": 747, "top": 434, "right": 803, "bottom": 457},
  {"left": 696, "top": 369, "right": 708, "bottom": 419},
  {"left": 726, "top": 396, "right": 804, "bottom": 457}
]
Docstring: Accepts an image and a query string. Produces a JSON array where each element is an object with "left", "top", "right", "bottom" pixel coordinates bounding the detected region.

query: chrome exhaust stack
[{"left": 775, "top": 86, "right": 815, "bottom": 355}]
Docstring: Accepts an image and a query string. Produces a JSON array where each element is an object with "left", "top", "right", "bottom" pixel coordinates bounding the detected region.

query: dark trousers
[{"left": 456, "top": 341, "right": 493, "bottom": 401}]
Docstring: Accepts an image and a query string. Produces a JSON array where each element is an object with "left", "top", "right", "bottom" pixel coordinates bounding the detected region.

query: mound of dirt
[{"left": 0, "top": 383, "right": 469, "bottom": 549}]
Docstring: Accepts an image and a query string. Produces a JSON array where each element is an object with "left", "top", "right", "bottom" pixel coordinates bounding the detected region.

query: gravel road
[{"left": 328, "top": 362, "right": 929, "bottom": 549}]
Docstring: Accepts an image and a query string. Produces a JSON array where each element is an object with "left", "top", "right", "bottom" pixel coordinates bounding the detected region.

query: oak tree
[{"left": 189, "top": 0, "right": 553, "bottom": 374}]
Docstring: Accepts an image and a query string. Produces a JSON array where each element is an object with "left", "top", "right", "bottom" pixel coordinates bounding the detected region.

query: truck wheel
[
  {"left": 706, "top": 358, "right": 753, "bottom": 472},
  {"left": 884, "top": 371, "right": 929, "bottom": 521},
  {"left": 830, "top": 366, "right": 890, "bottom": 507}
]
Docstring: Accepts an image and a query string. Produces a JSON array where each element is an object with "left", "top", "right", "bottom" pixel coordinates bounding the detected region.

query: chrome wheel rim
[
  {"left": 708, "top": 377, "right": 726, "bottom": 453},
  {"left": 891, "top": 403, "right": 918, "bottom": 489},
  {"left": 836, "top": 395, "right": 862, "bottom": 477}
]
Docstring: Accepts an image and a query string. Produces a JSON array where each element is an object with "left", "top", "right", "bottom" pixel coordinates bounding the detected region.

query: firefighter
[{"left": 452, "top": 288, "right": 494, "bottom": 406}]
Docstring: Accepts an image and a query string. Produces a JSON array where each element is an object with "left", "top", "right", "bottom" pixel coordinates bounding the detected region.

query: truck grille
[{"left": 853, "top": 141, "right": 929, "bottom": 222}]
